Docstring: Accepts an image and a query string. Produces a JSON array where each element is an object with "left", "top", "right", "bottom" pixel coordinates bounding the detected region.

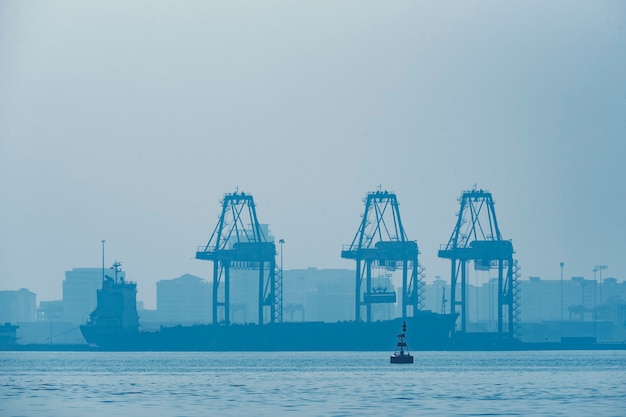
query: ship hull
[{"left": 81, "top": 313, "right": 457, "bottom": 351}]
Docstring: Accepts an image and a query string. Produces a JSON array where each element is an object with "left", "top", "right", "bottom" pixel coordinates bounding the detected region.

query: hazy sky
[{"left": 1, "top": 1, "right": 625, "bottom": 308}]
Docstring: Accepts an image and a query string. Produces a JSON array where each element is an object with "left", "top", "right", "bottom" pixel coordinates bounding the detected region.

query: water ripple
[{"left": 1, "top": 351, "right": 625, "bottom": 417}]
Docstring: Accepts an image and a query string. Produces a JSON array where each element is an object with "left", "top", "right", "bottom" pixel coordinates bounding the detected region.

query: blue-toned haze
[{"left": 1, "top": 1, "right": 625, "bottom": 308}]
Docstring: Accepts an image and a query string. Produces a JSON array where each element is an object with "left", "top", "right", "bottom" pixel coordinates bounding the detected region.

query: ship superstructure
[{"left": 80, "top": 262, "right": 140, "bottom": 343}]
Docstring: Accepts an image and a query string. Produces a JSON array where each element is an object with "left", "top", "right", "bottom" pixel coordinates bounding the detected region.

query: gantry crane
[
  {"left": 438, "top": 188, "right": 519, "bottom": 338},
  {"left": 196, "top": 191, "right": 278, "bottom": 325},
  {"left": 341, "top": 190, "right": 421, "bottom": 322}
]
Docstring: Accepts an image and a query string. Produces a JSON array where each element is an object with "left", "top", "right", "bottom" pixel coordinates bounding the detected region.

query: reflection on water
[{"left": 1, "top": 351, "right": 625, "bottom": 417}]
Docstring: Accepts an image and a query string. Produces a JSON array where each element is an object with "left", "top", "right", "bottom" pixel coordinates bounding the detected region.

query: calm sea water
[{"left": 1, "top": 350, "right": 625, "bottom": 417}]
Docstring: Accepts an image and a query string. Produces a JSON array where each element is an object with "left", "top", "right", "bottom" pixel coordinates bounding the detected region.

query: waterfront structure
[
  {"left": 438, "top": 188, "right": 519, "bottom": 338},
  {"left": 341, "top": 190, "right": 420, "bottom": 322},
  {"left": 341, "top": 190, "right": 422, "bottom": 322},
  {"left": 0, "top": 289, "right": 37, "bottom": 323},
  {"left": 196, "top": 192, "right": 278, "bottom": 325},
  {"left": 200, "top": 220, "right": 276, "bottom": 325}
]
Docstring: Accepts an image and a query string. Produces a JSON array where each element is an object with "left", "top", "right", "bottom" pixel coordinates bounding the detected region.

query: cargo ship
[
  {"left": 82, "top": 189, "right": 459, "bottom": 351},
  {"left": 80, "top": 265, "right": 458, "bottom": 351}
]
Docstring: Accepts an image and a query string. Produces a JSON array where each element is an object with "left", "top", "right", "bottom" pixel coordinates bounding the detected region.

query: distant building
[
  {"left": 156, "top": 274, "right": 211, "bottom": 324},
  {"left": 520, "top": 276, "right": 582, "bottom": 322},
  {"left": 228, "top": 267, "right": 260, "bottom": 324},
  {"left": 7, "top": 300, "right": 81, "bottom": 345},
  {"left": 62, "top": 268, "right": 117, "bottom": 324},
  {"left": 0, "top": 289, "right": 37, "bottom": 323},
  {"left": 38, "top": 300, "right": 64, "bottom": 322},
  {"left": 420, "top": 274, "right": 626, "bottom": 342},
  {"left": 283, "top": 268, "right": 357, "bottom": 323},
  {"left": 422, "top": 277, "right": 449, "bottom": 314}
]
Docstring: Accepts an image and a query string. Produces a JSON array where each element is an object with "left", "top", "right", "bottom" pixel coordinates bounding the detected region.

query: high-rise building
[
  {"left": 156, "top": 274, "right": 211, "bottom": 324},
  {"left": 0, "top": 288, "right": 37, "bottom": 323}
]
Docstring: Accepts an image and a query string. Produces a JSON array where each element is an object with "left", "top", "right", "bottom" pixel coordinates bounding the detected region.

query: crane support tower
[
  {"left": 341, "top": 190, "right": 421, "bottom": 322},
  {"left": 438, "top": 188, "right": 518, "bottom": 338},
  {"left": 196, "top": 191, "right": 278, "bottom": 325}
]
